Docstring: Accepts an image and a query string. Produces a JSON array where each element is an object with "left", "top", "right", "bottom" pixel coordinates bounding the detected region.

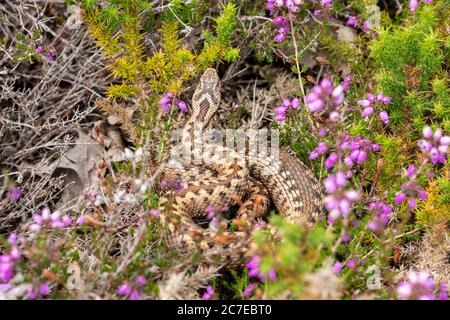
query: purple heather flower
[
  {"left": 397, "top": 271, "right": 435, "bottom": 300},
  {"left": 202, "top": 285, "right": 214, "bottom": 300},
  {"left": 313, "top": 10, "right": 322, "bottom": 16},
  {"left": 76, "top": 215, "right": 85, "bottom": 226},
  {"left": 383, "top": 96, "right": 392, "bottom": 105},
  {"left": 159, "top": 93, "right": 173, "bottom": 106},
  {"left": 358, "top": 99, "right": 371, "bottom": 108},
  {"left": 346, "top": 259, "right": 356, "bottom": 269},
  {"left": 273, "top": 16, "right": 287, "bottom": 25},
  {"left": 136, "top": 276, "right": 147, "bottom": 286},
  {"left": 117, "top": 283, "right": 132, "bottom": 296},
  {"left": 410, "top": 0, "right": 419, "bottom": 13},
  {"left": 367, "top": 201, "right": 392, "bottom": 232},
  {"left": 30, "top": 207, "right": 71, "bottom": 231},
  {"left": 62, "top": 215, "right": 72, "bottom": 226},
  {"left": 422, "top": 126, "right": 433, "bottom": 139},
  {"left": 117, "top": 276, "right": 146, "bottom": 300},
  {"left": 418, "top": 126, "right": 449, "bottom": 164},
  {"left": 176, "top": 101, "right": 188, "bottom": 113},
  {"left": 7, "top": 233, "right": 17, "bottom": 245},
  {"left": 342, "top": 75, "right": 352, "bottom": 91},
  {"left": 35, "top": 46, "right": 43, "bottom": 54},
  {"left": 268, "top": 269, "right": 277, "bottom": 281},
  {"left": 362, "top": 20, "right": 371, "bottom": 31},
  {"left": 148, "top": 209, "right": 161, "bottom": 216},
  {"left": 407, "top": 165, "right": 417, "bottom": 177},
  {"left": 8, "top": 187, "right": 22, "bottom": 201},
  {"left": 346, "top": 16, "right": 358, "bottom": 28},
  {"left": 274, "top": 33, "right": 286, "bottom": 43},
  {"left": 246, "top": 256, "right": 262, "bottom": 278},
  {"left": 395, "top": 192, "right": 407, "bottom": 204},
  {"left": 320, "top": 0, "right": 332, "bottom": 8},
  {"left": 243, "top": 283, "right": 257, "bottom": 297},
  {"left": 379, "top": 110, "right": 389, "bottom": 124},
  {"left": 332, "top": 261, "right": 342, "bottom": 274},
  {"left": 361, "top": 106, "right": 374, "bottom": 117},
  {"left": 39, "top": 283, "right": 50, "bottom": 296}
]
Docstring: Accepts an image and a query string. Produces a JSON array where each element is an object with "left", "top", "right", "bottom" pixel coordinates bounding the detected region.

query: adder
[{"left": 156, "top": 68, "right": 326, "bottom": 266}]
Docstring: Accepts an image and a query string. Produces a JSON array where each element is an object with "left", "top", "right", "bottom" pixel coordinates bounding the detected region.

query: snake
[{"left": 156, "top": 68, "right": 326, "bottom": 267}]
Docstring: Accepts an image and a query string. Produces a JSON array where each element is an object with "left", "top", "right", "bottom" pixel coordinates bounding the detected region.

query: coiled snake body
[{"left": 157, "top": 69, "right": 325, "bottom": 266}]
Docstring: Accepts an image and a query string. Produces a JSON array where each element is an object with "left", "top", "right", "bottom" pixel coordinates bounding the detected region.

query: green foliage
[
  {"left": 250, "top": 216, "right": 334, "bottom": 299},
  {"left": 370, "top": 2, "right": 448, "bottom": 127},
  {"left": 82, "top": 0, "right": 240, "bottom": 141}
]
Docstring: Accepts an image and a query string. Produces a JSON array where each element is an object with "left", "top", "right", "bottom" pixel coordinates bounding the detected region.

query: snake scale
[{"left": 156, "top": 68, "right": 326, "bottom": 266}]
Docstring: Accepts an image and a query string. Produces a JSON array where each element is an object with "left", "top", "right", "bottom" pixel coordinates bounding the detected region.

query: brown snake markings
[{"left": 156, "top": 68, "right": 326, "bottom": 266}]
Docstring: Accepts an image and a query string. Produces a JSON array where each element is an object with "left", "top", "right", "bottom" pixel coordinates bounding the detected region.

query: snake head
[
  {"left": 190, "top": 68, "right": 221, "bottom": 124},
  {"left": 200, "top": 68, "right": 220, "bottom": 86}
]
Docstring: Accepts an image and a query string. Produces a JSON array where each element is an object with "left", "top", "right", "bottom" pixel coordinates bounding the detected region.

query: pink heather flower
[
  {"left": 362, "top": 21, "right": 371, "bottom": 31},
  {"left": 7, "top": 233, "right": 17, "bottom": 245},
  {"left": 320, "top": 0, "right": 332, "bottom": 8},
  {"left": 62, "top": 215, "right": 72, "bottom": 226},
  {"left": 358, "top": 99, "right": 371, "bottom": 108},
  {"left": 309, "top": 142, "right": 328, "bottom": 160},
  {"left": 313, "top": 10, "right": 322, "bottom": 16},
  {"left": 243, "top": 283, "right": 257, "bottom": 297},
  {"left": 397, "top": 271, "right": 435, "bottom": 300},
  {"left": 332, "top": 261, "right": 342, "bottom": 273},
  {"left": 246, "top": 256, "right": 262, "bottom": 278},
  {"left": 418, "top": 126, "right": 449, "bottom": 164},
  {"left": 176, "top": 101, "right": 188, "bottom": 113},
  {"left": 117, "top": 277, "right": 146, "bottom": 300},
  {"left": 367, "top": 201, "right": 392, "bottom": 232},
  {"left": 372, "top": 144, "right": 381, "bottom": 152},
  {"left": 410, "top": 0, "right": 419, "bottom": 13},
  {"left": 26, "top": 289, "right": 37, "bottom": 300},
  {"left": 201, "top": 285, "right": 214, "bottom": 300},
  {"left": 274, "top": 33, "right": 286, "bottom": 43},
  {"left": 35, "top": 46, "right": 43, "bottom": 54},
  {"left": 407, "top": 165, "right": 417, "bottom": 177},
  {"left": 8, "top": 187, "right": 22, "bottom": 201},
  {"left": 148, "top": 209, "right": 161, "bottom": 216},
  {"left": 39, "top": 283, "right": 50, "bottom": 296},
  {"left": 136, "top": 276, "right": 147, "bottom": 286},
  {"left": 346, "top": 16, "right": 358, "bottom": 28},
  {"left": 395, "top": 192, "right": 407, "bottom": 204},
  {"left": 367, "top": 93, "right": 376, "bottom": 102},
  {"left": 342, "top": 234, "right": 350, "bottom": 243},
  {"left": 273, "top": 16, "right": 287, "bottom": 25},
  {"left": 361, "top": 106, "right": 374, "bottom": 117},
  {"left": 76, "top": 215, "right": 85, "bottom": 225},
  {"left": 305, "top": 78, "right": 339, "bottom": 114},
  {"left": 379, "top": 111, "right": 389, "bottom": 124},
  {"left": 422, "top": 126, "right": 433, "bottom": 139},
  {"left": 268, "top": 269, "right": 277, "bottom": 281},
  {"left": 342, "top": 75, "right": 352, "bottom": 91},
  {"left": 383, "top": 96, "right": 392, "bottom": 104},
  {"left": 9, "top": 247, "right": 21, "bottom": 260},
  {"left": 324, "top": 152, "right": 338, "bottom": 169},
  {"left": 291, "top": 98, "right": 300, "bottom": 109},
  {"left": 159, "top": 93, "right": 173, "bottom": 106},
  {"left": 117, "top": 283, "right": 132, "bottom": 296},
  {"left": 346, "top": 259, "right": 356, "bottom": 269}
]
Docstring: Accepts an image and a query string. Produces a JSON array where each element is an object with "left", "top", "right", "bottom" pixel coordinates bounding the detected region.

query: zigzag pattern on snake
[{"left": 156, "top": 68, "right": 326, "bottom": 266}]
